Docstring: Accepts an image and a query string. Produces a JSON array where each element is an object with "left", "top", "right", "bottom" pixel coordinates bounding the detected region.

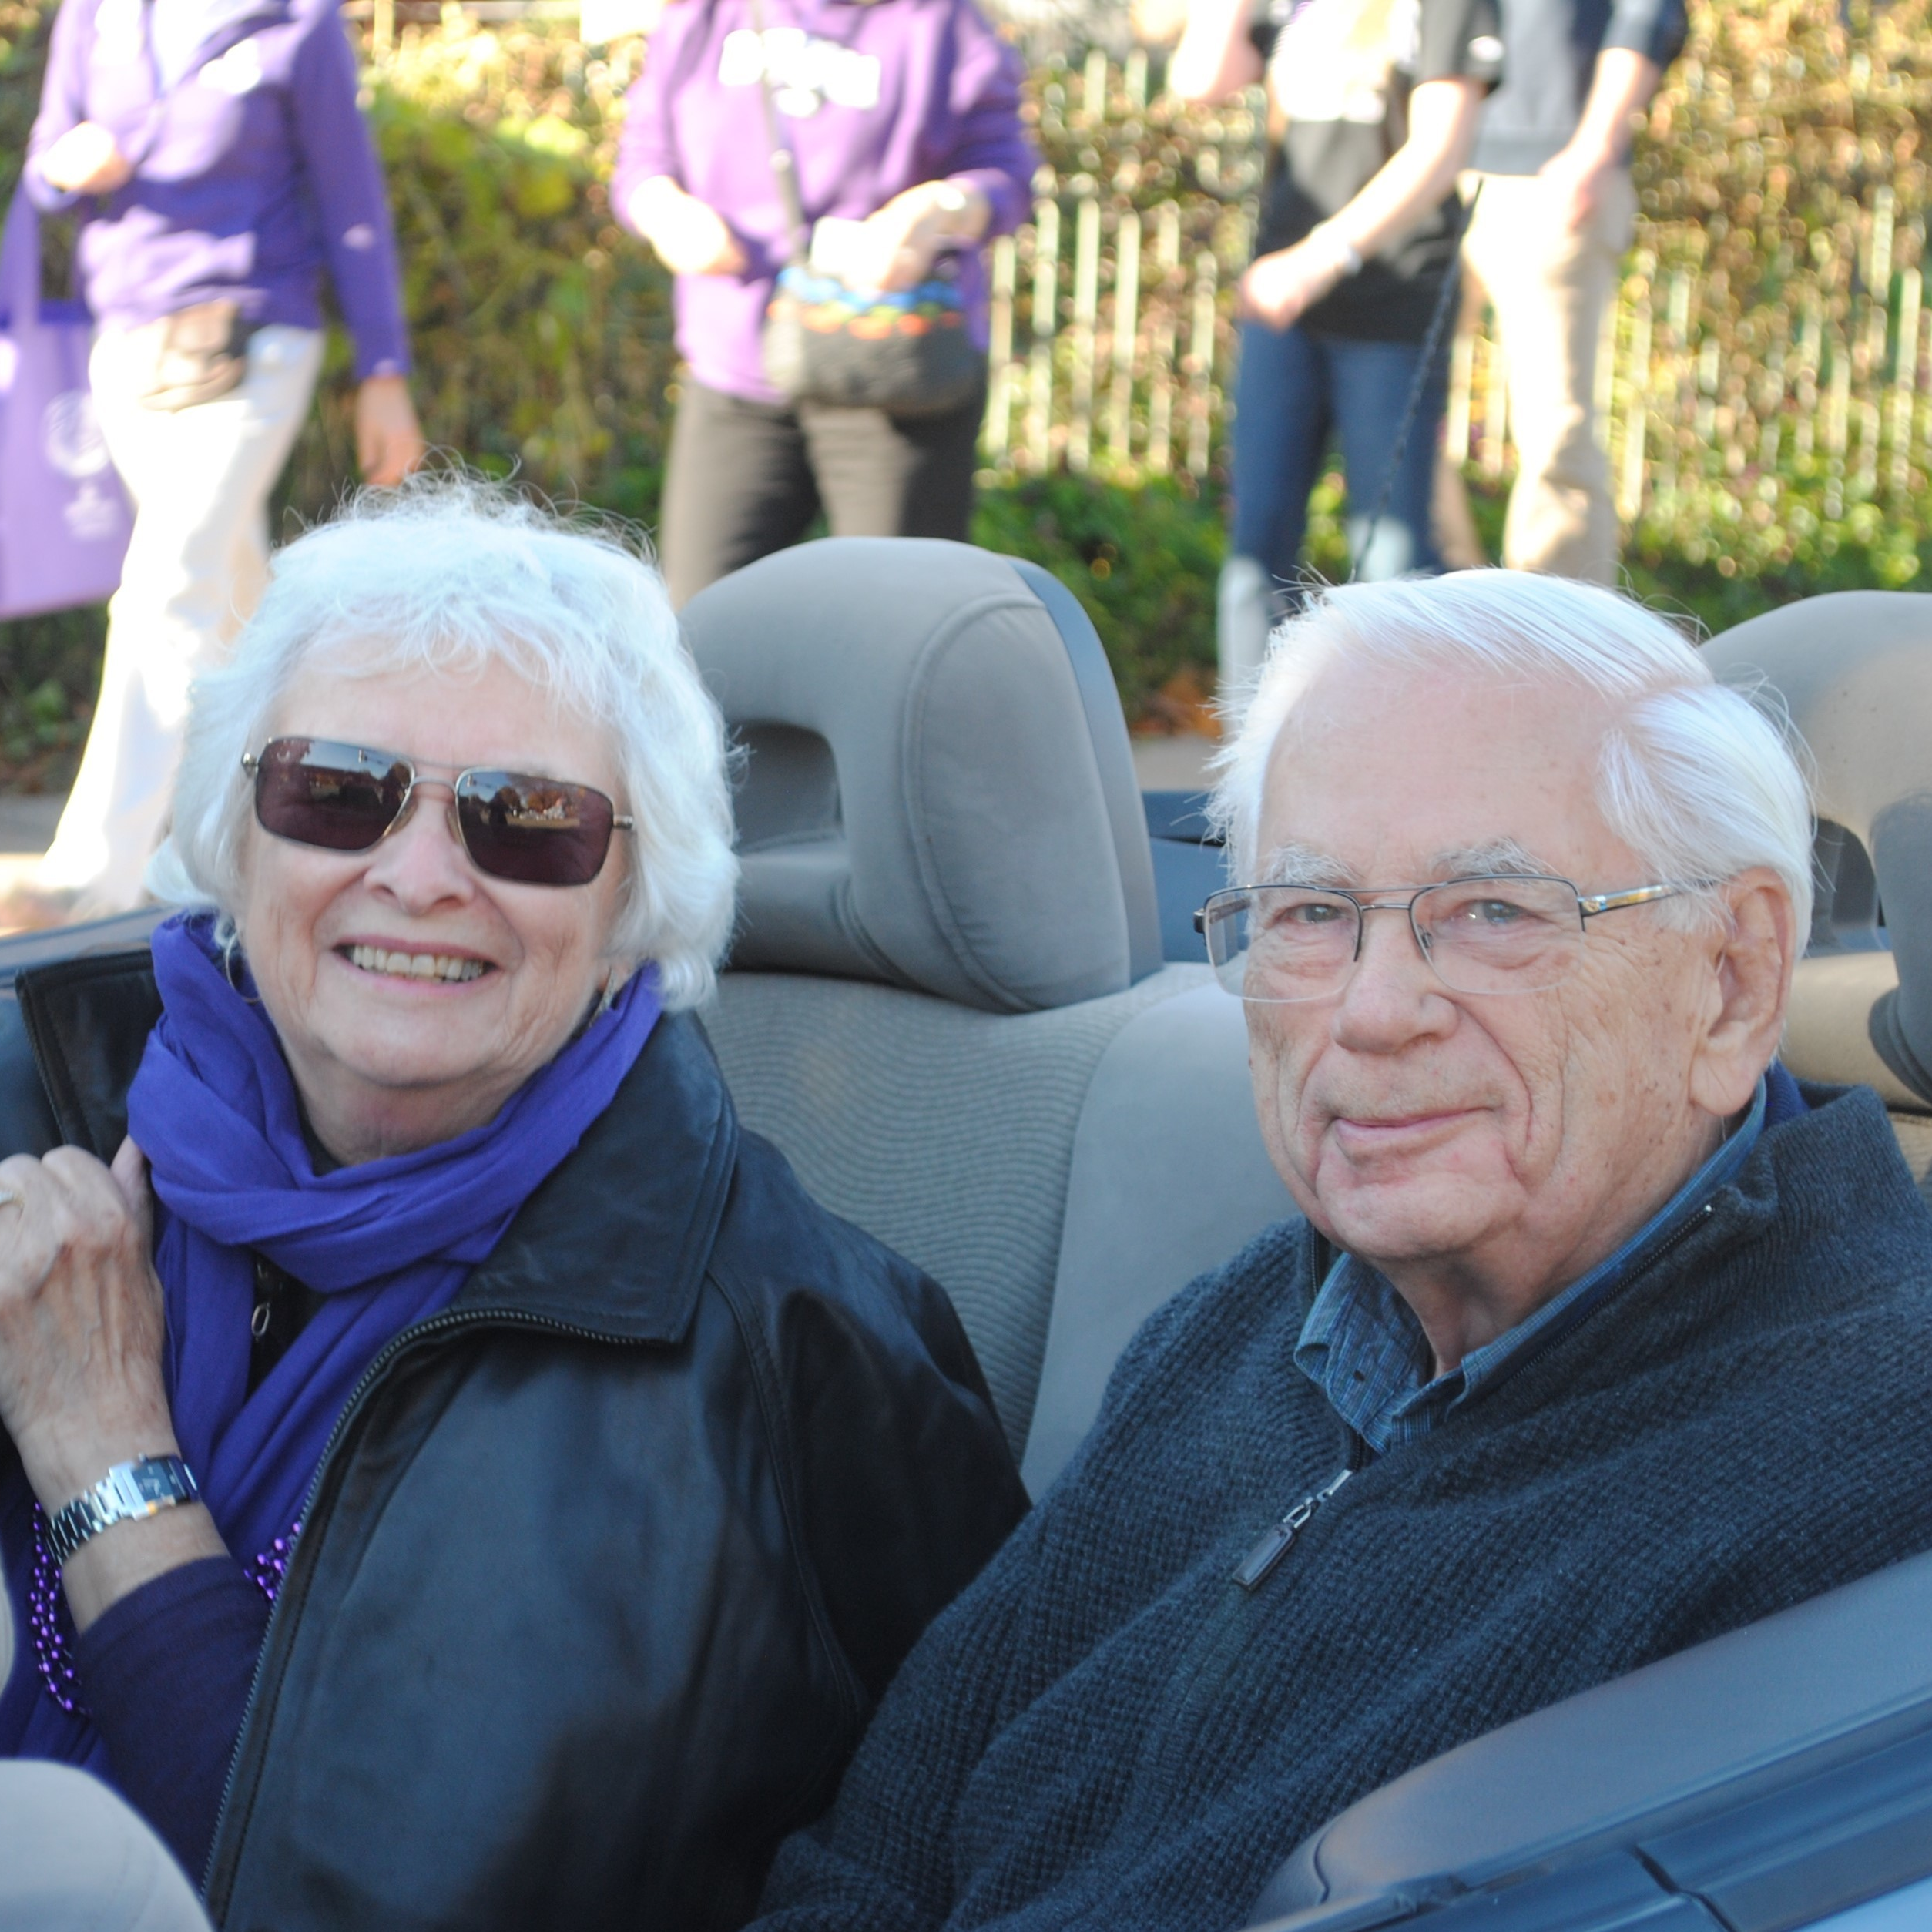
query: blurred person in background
[
  {"left": 1450, "top": 0, "right": 1684, "bottom": 582},
  {"left": 613, "top": 0, "right": 1035, "bottom": 609},
  {"left": 1172, "top": 0, "right": 1502, "bottom": 700},
  {"left": 5, "top": 0, "right": 423, "bottom": 934}
]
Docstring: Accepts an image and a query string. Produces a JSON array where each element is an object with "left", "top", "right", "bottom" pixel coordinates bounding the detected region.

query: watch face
[{"left": 50, "top": 1457, "right": 196, "bottom": 1561}]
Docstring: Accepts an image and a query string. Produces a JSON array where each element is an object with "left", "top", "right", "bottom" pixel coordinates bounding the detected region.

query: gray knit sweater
[{"left": 753, "top": 1084, "right": 1932, "bottom": 1930}]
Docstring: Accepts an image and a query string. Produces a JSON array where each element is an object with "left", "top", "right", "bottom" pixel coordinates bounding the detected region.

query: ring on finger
[{"left": 0, "top": 1188, "right": 21, "bottom": 1210}]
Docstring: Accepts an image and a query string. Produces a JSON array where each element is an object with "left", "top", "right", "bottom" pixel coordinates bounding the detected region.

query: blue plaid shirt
[{"left": 1295, "top": 1068, "right": 1806, "bottom": 1454}]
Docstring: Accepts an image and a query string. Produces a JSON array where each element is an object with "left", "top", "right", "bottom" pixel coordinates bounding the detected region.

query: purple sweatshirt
[
  {"left": 614, "top": 0, "right": 1034, "bottom": 403},
  {"left": 25, "top": 0, "right": 409, "bottom": 379}
]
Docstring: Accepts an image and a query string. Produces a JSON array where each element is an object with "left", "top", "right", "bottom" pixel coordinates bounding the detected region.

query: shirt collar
[{"left": 1296, "top": 1075, "right": 1772, "bottom": 1454}]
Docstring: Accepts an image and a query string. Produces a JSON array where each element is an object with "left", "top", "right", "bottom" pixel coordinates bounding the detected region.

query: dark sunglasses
[{"left": 243, "top": 736, "right": 633, "bottom": 888}]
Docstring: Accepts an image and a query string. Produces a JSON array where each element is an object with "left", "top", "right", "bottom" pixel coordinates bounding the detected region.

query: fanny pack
[{"left": 127, "top": 298, "right": 256, "bottom": 410}]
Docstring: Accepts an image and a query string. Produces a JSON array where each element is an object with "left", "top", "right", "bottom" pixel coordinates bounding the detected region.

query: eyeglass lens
[
  {"left": 252, "top": 737, "right": 618, "bottom": 887},
  {"left": 1204, "top": 879, "right": 1588, "bottom": 1001}
]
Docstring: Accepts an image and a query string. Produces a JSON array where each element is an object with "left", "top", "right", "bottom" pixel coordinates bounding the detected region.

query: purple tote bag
[{"left": 0, "top": 190, "right": 132, "bottom": 620}]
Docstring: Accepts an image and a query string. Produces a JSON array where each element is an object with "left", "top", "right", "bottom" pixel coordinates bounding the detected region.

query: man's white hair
[
  {"left": 148, "top": 475, "right": 738, "bottom": 1011},
  {"left": 1207, "top": 570, "right": 1815, "bottom": 936}
]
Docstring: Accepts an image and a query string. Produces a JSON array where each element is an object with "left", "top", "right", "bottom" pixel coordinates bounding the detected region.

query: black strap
[
  {"left": 744, "top": 0, "right": 811, "bottom": 270},
  {"left": 1348, "top": 176, "right": 1483, "bottom": 580}
]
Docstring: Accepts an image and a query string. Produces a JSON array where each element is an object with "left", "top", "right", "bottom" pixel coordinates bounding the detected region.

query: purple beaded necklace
[{"left": 28, "top": 1503, "right": 303, "bottom": 1718}]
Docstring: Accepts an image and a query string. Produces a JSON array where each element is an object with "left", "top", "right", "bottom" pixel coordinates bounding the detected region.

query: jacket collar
[
  {"left": 15, "top": 950, "right": 736, "bottom": 1348},
  {"left": 458, "top": 1010, "right": 738, "bottom": 1344}
]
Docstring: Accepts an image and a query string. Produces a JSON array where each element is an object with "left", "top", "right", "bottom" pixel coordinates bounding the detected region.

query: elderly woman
[{"left": 0, "top": 481, "right": 1027, "bottom": 1928}]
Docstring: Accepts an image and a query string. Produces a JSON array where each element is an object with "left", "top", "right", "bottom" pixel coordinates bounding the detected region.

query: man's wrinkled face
[{"left": 1246, "top": 657, "right": 1725, "bottom": 1303}]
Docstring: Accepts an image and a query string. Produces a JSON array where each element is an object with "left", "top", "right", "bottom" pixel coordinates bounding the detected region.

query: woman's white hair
[
  {"left": 148, "top": 474, "right": 738, "bottom": 1011},
  {"left": 1208, "top": 570, "right": 1815, "bottom": 937}
]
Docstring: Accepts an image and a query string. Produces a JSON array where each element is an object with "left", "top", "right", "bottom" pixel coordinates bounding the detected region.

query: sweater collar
[{"left": 1296, "top": 1067, "right": 1801, "bottom": 1454}]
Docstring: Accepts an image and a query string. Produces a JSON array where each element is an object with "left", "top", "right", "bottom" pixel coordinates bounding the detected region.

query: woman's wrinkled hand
[
  {"left": 0, "top": 1138, "right": 175, "bottom": 1510},
  {"left": 37, "top": 121, "right": 133, "bottom": 196}
]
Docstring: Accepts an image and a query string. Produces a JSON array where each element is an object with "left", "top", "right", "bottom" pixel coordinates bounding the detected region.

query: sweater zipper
[
  {"left": 1229, "top": 1198, "right": 1725, "bottom": 1596},
  {"left": 1230, "top": 1467, "right": 1351, "bottom": 1591},
  {"left": 200, "top": 1304, "right": 650, "bottom": 1902}
]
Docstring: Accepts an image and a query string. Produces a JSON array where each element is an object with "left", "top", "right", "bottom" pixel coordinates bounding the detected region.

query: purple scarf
[{"left": 2, "top": 914, "right": 661, "bottom": 1767}]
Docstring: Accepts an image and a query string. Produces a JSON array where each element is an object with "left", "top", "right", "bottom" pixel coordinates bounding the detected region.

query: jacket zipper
[{"left": 201, "top": 1304, "right": 649, "bottom": 1900}]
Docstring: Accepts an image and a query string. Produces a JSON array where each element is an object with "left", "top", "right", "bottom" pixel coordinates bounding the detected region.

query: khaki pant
[
  {"left": 37, "top": 324, "right": 324, "bottom": 912},
  {"left": 1461, "top": 167, "right": 1638, "bottom": 583}
]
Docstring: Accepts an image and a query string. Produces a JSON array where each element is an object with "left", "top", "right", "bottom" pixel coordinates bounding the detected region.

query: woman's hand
[
  {"left": 36, "top": 121, "right": 133, "bottom": 195},
  {"left": 844, "top": 180, "right": 990, "bottom": 293},
  {"left": 0, "top": 1139, "right": 223, "bottom": 1630},
  {"left": 355, "top": 376, "right": 426, "bottom": 486},
  {"left": 1239, "top": 240, "right": 1346, "bottom": 330},
  {"left": 626, "top": 177, "right": 748, "bottom": 278}
]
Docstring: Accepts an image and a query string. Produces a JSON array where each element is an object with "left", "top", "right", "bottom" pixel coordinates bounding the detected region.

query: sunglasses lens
[
  {"left": 254, "top": 739, "right": 408, "bottom": 851},
  {"left": 456, "top": 771, "right": 616, "bottom": 887}
]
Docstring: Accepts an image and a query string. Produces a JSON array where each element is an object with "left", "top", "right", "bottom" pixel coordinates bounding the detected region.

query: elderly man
[{"left": 746, "top": 570, "right": 1932, "bottom": 1930}]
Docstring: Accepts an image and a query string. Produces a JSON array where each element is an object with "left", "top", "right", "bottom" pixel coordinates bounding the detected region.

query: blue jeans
[{"left": 1230, "top": 322, "right": 1447, "bottom": 604}]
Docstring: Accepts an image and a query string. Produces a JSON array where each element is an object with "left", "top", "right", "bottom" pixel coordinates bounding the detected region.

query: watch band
[{"left": 46, "top": 1454, "right": 200, "bottom": 1566}]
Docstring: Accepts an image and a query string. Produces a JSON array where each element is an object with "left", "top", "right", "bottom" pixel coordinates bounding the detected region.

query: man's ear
[{"left": 1687, "top": 868, "right": 1799, "bottom": 1119}]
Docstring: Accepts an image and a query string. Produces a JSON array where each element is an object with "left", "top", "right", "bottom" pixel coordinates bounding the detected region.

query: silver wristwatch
[{"left": 45, "top": 1454, "right": 200, "bottom": 1565}]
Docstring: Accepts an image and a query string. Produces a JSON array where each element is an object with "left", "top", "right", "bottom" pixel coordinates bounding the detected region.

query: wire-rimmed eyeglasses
[{"left": 1193, "top": 876, "right": 1689, "bottom": 1002}]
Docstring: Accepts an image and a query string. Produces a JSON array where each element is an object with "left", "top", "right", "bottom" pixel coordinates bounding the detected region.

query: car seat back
[
  {"left": 1702, "top": 593, "right": 1932, "bottom": 1204},
  {"left": 684, "top": 539, "right": 1289, "bottom": 1471}
]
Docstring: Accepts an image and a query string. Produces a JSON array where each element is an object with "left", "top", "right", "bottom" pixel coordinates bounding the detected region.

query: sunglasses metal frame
[
  {"left": 241, "top": 737, "right": 635, "bottom": 887},
  {"left": 1192, "top": 874, "right": 1689, "bottom": 1001}
]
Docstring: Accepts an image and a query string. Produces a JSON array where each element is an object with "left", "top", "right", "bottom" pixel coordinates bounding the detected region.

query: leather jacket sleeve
[
  {"left": 719, "top": 1137, "right": 1030, "bottom": 1708},
  {"left": 787, "top": 1263, "right": 1029, "bottom": 1704}
]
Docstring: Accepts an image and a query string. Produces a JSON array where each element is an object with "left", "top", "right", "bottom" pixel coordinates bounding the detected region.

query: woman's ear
[{"left": 1687, "top": 869, "right": 1799, "bottom": 1119}]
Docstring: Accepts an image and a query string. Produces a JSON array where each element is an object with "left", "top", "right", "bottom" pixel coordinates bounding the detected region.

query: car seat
[
  {"left": 681, "top": 538, "right": 1292, "bottom": 1487},
  {"left": 1700, "top": 591, "right": 1932, "bottom": 1197}
]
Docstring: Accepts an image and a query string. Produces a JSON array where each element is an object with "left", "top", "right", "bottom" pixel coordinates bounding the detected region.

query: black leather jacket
[{"left": 0, "top": 951, "right": 1028, "bottom": 1930}]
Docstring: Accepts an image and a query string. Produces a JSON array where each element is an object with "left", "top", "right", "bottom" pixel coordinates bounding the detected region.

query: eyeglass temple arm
[{"left": 1578, "top": 884, "right": 1682, "bottom": 917}]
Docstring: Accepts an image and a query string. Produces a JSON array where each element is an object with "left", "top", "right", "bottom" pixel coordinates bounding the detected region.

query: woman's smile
[{"left": 337, "top": 942, "right": 492, "bottom": 984}]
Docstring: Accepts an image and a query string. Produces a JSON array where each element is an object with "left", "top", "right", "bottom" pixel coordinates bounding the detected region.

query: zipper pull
[{"left": 1230, "top": 1468, "right": 1351, "bottom": 1592}]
